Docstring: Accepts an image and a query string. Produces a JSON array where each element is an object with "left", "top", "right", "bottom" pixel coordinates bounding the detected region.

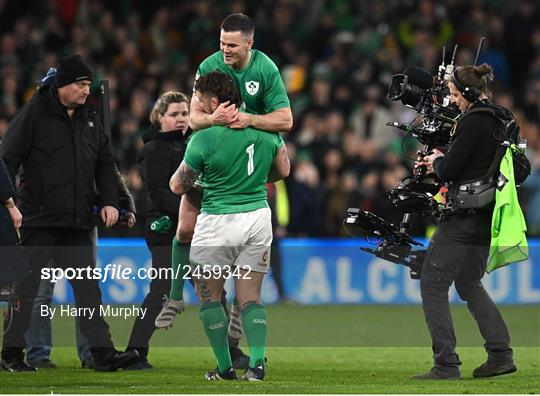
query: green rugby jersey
[
  {"left": 195, "top": 49, "right": 290, "bottom": 115},
  {"left": 183, "top": 126, "right": 284, "bottom": 215}
]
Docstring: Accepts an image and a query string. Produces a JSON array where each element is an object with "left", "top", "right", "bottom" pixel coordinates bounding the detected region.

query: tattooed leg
[{"left": 193, "top": 269, "right": 226, "bottom": 303}]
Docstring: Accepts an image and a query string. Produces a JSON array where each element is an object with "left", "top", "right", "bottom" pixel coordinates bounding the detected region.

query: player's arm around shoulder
[
  {"left": 230, "top": 51, "right": 293, "bottom": 133},
  {"left": 247, "top": 106, "right": 293, "bottom": 133},
  {"left": 255, "top": 53, "right": 293, "bottom": 133}
]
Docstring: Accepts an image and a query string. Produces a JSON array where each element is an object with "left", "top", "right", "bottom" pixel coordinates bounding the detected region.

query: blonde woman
[{"left": 125, "top": 91, "right": 190, "bottom": 369}]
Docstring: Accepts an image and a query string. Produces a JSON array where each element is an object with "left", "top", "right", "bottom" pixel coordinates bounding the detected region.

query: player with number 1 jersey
[
  {"left": 184, "top": 123, "right": 284, "bottom": 215},
  {"left": 169, "top": 71, "right": 290, "bottom": 381}
]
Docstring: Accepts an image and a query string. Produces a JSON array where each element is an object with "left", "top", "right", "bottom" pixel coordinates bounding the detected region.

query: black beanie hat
[{"left": 55, "top": 54, "right": 93, "bottom": 87}]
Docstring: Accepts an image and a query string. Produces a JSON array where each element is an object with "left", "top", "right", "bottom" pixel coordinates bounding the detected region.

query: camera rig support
[
  {"left": 345, "top": 39, "right": 503, "bottom": 279},
  {"left": 344, "top": 209, "right": 425, "bottom": 279},
  {"left": 344, "top": 42, "right": 489, "bottom": 278}
]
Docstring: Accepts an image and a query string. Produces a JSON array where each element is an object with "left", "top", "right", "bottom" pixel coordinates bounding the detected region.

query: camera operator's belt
[
  {"left": 449, "top": 176, "right": 495, "bottom": 210},
  {"left": 457, "top": 176, "right": 494, "bottom": 192}
]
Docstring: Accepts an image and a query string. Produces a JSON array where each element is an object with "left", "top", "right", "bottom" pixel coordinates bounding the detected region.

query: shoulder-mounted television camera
[
  {"left": 382, "top": 46, "right": 464, "bottom": 216},
  {"left": 387, "top": 64, "right": 458, "bottom": 148}
]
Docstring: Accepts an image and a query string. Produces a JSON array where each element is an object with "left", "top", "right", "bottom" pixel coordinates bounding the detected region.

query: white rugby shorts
[{"left": 190, "top": 207, "right": 272, "bottom": 274}]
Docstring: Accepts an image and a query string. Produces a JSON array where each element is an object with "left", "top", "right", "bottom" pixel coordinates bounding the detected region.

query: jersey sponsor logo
[
  {"left": 246, "top": 81, "right": 260, "bottom": 96},
  {"left": 253, "top": 318, "right": 267, "bottom": 325}
]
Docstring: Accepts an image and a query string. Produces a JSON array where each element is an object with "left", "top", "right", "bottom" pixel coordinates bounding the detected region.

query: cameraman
[{"left": 414, "top": 63, "right": 516, "bottom": 380}]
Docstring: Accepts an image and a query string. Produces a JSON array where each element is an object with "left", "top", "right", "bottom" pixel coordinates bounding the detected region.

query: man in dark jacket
[{"left": 0, "top": 54, "right": 138, "bottom": 372}]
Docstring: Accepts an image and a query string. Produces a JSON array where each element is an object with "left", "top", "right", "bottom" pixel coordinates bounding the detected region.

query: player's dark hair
[
  {"left": 195, "top": 71, "right": 243, "bottom": 109},
  {"left": 220, "top": 13, "right": 254, "bottom": 37}
]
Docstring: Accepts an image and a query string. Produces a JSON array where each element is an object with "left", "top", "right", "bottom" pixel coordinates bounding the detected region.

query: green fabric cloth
[
  {"left": 487, "top": 146, "right": 528, "bottom": 273},
  {"left": 170, "top": 238, "right": 189, "bottom": 300}
]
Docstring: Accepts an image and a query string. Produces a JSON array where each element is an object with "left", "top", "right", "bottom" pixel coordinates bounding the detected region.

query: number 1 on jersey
[{"left": 246, "top": 144, "right": 255, "bottom": 176}]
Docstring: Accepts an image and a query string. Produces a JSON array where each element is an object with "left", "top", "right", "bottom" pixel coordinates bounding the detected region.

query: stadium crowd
[{"left": 1, "top": 0, "right": 539, "bottom": 237}]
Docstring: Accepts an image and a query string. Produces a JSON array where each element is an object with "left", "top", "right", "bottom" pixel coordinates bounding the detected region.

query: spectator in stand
[{"left": 0, "top": 1, "right": 538, "bottom": 237}]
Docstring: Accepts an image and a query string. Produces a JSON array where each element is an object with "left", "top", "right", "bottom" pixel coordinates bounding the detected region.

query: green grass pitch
[{"left": 1, "top": 304, "right": 539, "bottom": 394}]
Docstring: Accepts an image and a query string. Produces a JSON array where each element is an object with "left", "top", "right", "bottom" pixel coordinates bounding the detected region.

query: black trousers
[
  {"left": 2, "top": 228, "right": 115, "bottom": 362},
  {"left": 420, "top": 212, "right": 513, "bottom": 367},
  {"left": 126, "top": 227, "right": 174, "bottom": 358}
]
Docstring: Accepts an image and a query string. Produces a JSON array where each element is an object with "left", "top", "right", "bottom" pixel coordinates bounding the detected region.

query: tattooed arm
[{"left": 169, "top": 161, "right": 201, "bottom": 196}]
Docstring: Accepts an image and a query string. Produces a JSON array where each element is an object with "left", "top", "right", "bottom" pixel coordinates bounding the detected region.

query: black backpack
[{"left": 465, "top": 105, "right": 531, "bottom": 186}]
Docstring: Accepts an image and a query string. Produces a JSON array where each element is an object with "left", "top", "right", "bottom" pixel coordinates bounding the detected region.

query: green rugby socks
[
  {"left": 199, "top": 302, "right": 232, "bottom": 372},
  {"left": 170, "top": 237, "right": 189, "bottom": 301},
  {"left": 241, "top": 302, "right": 268, "bottom": 367}
]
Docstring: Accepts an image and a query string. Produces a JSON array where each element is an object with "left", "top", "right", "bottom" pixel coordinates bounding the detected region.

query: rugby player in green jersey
[
  {"left": 155, "top": 13, "right": 292, "bottom": 369},
  {"left": 189, "top": 15, "right": 293, "bottom": 132},
  {"left": 169, "top": 71, "right": 290, "bottom": 380}
]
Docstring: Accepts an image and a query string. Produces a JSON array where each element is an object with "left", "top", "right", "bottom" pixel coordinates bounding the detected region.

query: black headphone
[{"left": 451, "top": 66, "right": 481, "bottom": 103}]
